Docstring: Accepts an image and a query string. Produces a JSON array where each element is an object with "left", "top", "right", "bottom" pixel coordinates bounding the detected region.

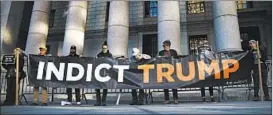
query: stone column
[
  {"left": 25, "top": 1, "right": 50, "bottom": 54},
  {"left": 62, "top": 1, "right": 88, "bottom": 56},
  {"left": 1, "top": 1, "right": 12, "bottom": 55},
  {"left": 107, "top": 1, "right": 129, "bottom": 57},
  {"left": 1, "top": 1, "right": 25, "bottom": 54},
  {"left": 213, "top": 1, "right": 242, "bottom": 52},
  {"left": 158, "top": 1, "right": 181, "bottom": 54}
]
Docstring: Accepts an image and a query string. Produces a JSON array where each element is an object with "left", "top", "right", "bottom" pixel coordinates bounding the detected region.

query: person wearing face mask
[
  {"left": 94, "top": 41, "right": 113, "bottom": 106},
  {"left": 158, "top": 40, "right": 179, "bottom": 104},
  {"left": 31, "top": 46, "right": 50, "bottom": 106},
  {"left": 61, "top": 45, "right": 82, "bottom": 106},
  {"left": 1, "top": 49, "right": 25, "bottom": 106},
  {"left": 248, "top": 40, "right": 271, "bottom": 101},
  {"left": 129, "top": 48, "right": 151, "bottom": 105}
]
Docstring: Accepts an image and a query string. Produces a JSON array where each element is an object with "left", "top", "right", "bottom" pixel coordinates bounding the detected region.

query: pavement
[{"left": 0, "top": 101, "right": 272, "bottom": 114}]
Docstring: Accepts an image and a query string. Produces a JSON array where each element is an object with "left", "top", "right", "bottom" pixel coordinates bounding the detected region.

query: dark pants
[
  {"left": 201, "top": 87, "right": 213, "bottom": 97},
  {"left": 164, "top": 89, "right": 178, "bottom": 101},
  {"left": 95, "top": 89, "right": 107, "bottom": 104},
  {"left": 253, "top": 64, "right": 269, "bottom": 98},
  {"left": 131, "top": 89, "right": 145, "bottom": 103},
  {"left": 66, "top": 88, "right": 81, "bottom": 102},
  {"left": 4, "top": 77, "right": 17, "bottom": 105}
]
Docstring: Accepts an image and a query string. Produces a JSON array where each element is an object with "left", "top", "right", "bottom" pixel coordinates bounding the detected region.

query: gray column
[
  {"left": 25, "top": 1, "right": 50, "bottom": 54},
  {"left": 62, "top": 1, "right": 88, "bottom": 56},
  {"left": 179, "top": 1, "right": 188, "bottom": 55},
  {"left": 1, "top": 1, "right": 12, "bottom": 55},
  {"left": 213, "top": 1, "right": 242, "bottom": 52},
  {"left": 1, "top": 1, "right": 24, "bottom": 54},
  {"left": 158, "top": 1, "right": 181, "bottom": 54},
  {"left": 107, "top": 1, "right": 129, "bottom": 57}
]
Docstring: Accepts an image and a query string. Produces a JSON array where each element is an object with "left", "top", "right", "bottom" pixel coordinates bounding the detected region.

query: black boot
[
  {"left": 253, "top": 96, "right": 260, "bottom": 101},
  {"left": 95, "top": 89, "right": 101, "bottom": 106},
  {"left": 101, "top": 90, "right": 107, "bottom": 106},
  {"left": 265, "top": 96, "right": 271, "bottom": 101},
  {"left": 130, "top": 99, "right": 138, "bottom": 105},
  {"left": 94, "top": 102, "right": 101, "bottom": 106},
  {"left": 210, "top": 97, "right": 215, "bottom": 102},
  {"left": 202, "top": 97, "right": 206, "bottom": 102},
  {"left": 31, "top": 103, "right": 39, "bottom": 106}
]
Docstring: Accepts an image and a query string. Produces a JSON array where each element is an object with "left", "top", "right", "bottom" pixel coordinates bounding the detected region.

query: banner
[{"left": 28, "top": 51, "right": 254, "bottom": 89}]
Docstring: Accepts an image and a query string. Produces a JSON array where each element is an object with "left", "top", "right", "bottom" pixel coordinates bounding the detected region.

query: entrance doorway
[
  {"left": 240, "top": 26, "right": 261, "bottom": 51},
  {"left": 142, "top": 34, "right": 158, "bottom": 57},
  {"left": 189, "top": 35, "right": 208, "bottom": 55}
]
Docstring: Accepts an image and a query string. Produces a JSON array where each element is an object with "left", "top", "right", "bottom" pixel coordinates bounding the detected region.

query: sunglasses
[{"left": 163, "top": 45, "right": 170, "bottom": 47}]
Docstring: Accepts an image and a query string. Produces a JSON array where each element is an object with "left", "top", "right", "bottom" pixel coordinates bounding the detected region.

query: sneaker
[
  {"left": 30, "top": 103, "right": 38, "bottom": 106},
  {"left": 61, "top": 101, "right": 71, "bottom": 106},
  {"left": 130, "top": 100, "right": 138, "bottom": 105},
  {"left": 61, "top": 101, "right": 67, "bottom": 106},
  {"left": 66, "top": 102, "right": 72, "bottom": 106},
  {"left": 101, "top": 103, "right": 106, "bottom": 106},
  {"left": 164, "top": 100, "right": 171, "bottom": 104},
  {"left": 76, "top": 102, "right": 81, "bottom": 105},
  {"left": 202, "top": 97, "right": 206, "bottom": 102},
  {"left": 94, "top": 103, "right": 101, "bottom": 106},
  {"left": 137, "top": 101, "right": 144, "bottom": 105},
  {"left": 130, "top": 102, "right": 137, "bottom": 105},
  {"left": 41, "top": 103, "right": 48, "bottom": 106},
  {"left": 265, "top": 97, "right": 271, "bottom": 101},
  {"left": 253, "top": 97, "right": 260, "bottom": 101},
  {"left": 174, "top": 100, "right": 179, "bottom": 104},
  {"left": 210, "top": 98, "right": 215, "bottom": 102}
]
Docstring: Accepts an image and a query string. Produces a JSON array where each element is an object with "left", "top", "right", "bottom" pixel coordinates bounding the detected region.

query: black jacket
[
  {"left": 250, "top": 48, "right": 267, "bottom": 63},
  {"left": 97, "top": 50, "right": 113, "bottom": 58},
  {"left": 68, "top": 53, "right": 80, "bottom": 57},
  {"left": 2, "top": 54, "right": 25, "bottom": 79},
  {"left": 158, "top": 49, "right": 178, "bottom": 58}
]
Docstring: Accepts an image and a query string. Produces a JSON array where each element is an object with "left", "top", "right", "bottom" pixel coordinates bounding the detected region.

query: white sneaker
[
  {"left": 61, "top": 101, "right": 72, "bottom": 106},
  {"left": 66, "top": 102, "right": 72, "bottom": 105},
  {"left": 76, "top": 102, "right": 81, "bottom": 105},
  {"left": 61, "top": 101, "right": 66, "bottom": 106}
]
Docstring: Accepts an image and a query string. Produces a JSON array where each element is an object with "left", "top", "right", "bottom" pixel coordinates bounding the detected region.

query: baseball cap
[
  {"left": 249, "top": 40, "right": 257, "bottom": 44},
  {"left": 132, "top": 48, "right": 140, "bottom": 56},
  {"left": 39, "top": 46, "right": 47, "bottom": 50}
]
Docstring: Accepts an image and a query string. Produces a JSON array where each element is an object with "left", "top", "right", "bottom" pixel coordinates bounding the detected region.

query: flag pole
[
  {"left": 15, "top": 48, "right": 20, "bottom": 105},
  {"left": 256, "top": 41, "right": 264, "bottom": 101}
]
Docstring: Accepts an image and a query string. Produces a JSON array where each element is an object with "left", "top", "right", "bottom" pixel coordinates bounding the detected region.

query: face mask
[
  {"left": 70, "top": 50, "right": 76, "bottom": 55},
  {"left": 103, "top": 49, "right": 108, "bottom": 53}
]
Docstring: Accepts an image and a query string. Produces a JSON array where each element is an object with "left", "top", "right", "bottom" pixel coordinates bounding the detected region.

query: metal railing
[{"left": 1, "top": 55, "right": 272, "bottom": 104}]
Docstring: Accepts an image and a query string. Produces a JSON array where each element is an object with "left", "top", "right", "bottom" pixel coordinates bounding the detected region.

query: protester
[
  {"left": 61, "top": 45, "right": 82, "bottom": 106},
  {"left": 249, "top": 40, "right": 270, "bottom": 101},
  {"left": 31, "top": 46, "right": 50, "bottom": 106},
  {"left": 158, "top": 40, "right": 179, "bottom": 104},
  {"left": 94, "top": 41, "right": 113, "bottom": 106},
  {"left": 200, "top": 87, "right": 215, "bottom": 102},
  {"left": 130, "top": 48, "right": 151, "bottom": 105},
  {"left": 198, "top": 46, "right": 215, "bottom": 102},
  {"left": 1, "top": 49, "right": 26, "bottom": 106}
]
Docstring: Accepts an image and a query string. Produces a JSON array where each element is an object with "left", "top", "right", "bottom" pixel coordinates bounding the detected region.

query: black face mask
[{"left": 70, "top": 51, "right": 76, "bottom": 55}]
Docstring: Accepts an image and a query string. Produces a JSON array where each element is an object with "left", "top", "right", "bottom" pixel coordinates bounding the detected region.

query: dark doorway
[
  {"left": 240, "top": 26, "right": 261, "bottom": 51},
  {"left": 189, "top": 35, "right": 208, "bottom": 55},
  {"left": 142, "top": 34, "right": 158, "bottom": 57}
]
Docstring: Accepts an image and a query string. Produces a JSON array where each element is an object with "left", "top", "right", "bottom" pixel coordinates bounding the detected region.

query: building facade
[{"left": 1, "top": 1, "right": 272, "bottom": 59}]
